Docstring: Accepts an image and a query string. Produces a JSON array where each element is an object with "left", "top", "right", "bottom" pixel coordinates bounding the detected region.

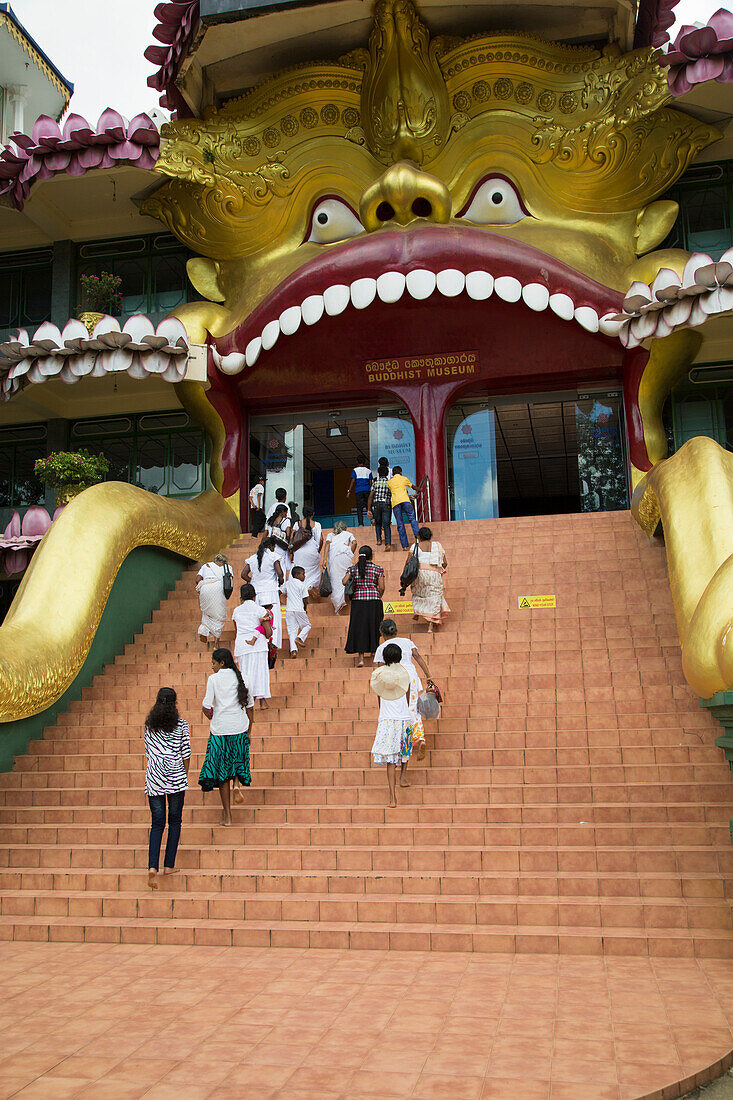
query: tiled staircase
[{"left": 1, "top": 512, "right": 732, "bottom": 956}]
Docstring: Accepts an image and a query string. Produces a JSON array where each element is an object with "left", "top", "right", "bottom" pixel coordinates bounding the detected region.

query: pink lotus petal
[
  {"left": 30, "top": 116, "right": 62, "bottom": 143},
  {"left": 4, "top": 549, "right": 28, "bottom": 575},
  {"left": 20, "top": 506, "right": 51, "bottom": 538},
  {"left": 4, "top": 511, "right": 21, "bottom": 539},
  {"left": 96, "top": 108, "right": 128, "bottom": 141}
]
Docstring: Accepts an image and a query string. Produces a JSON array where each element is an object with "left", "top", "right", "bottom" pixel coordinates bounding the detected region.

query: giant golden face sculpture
[{"left": 144, "top": 0, "right": 717, "bottom": 496}]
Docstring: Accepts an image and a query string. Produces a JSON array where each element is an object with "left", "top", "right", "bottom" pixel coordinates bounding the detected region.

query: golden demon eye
[
  {"left": 306, "top": 198, "right": 365, "bottom": 244},
  {"left": 459, "top": 177, "right": 527, "bottom": 226}
]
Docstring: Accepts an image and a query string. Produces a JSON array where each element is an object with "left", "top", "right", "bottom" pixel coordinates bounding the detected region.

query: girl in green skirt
[{"left": 199, "top": 648, "right": 253, "bottom": 825}]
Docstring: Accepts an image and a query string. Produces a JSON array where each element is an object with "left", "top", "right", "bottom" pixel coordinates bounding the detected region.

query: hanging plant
[{"left": 77, "top": 271, "right": 123, "bottom": 315}]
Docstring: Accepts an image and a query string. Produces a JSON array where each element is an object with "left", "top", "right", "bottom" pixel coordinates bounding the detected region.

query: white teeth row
[{"left": 221, "top": 269, "right": 621, "bottom": 375}]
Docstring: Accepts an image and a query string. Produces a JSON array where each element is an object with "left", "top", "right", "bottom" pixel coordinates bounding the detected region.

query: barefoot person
[
  {"left": 370, "top": 644, "right": 413, "bottom": 807},
  {"left": 285, "top": 565, "right": 311, "bottom": 657},
  {"left": 321, "top": 521, "right": 356, "bottom": 614},
  {"left": 195, "top": 553, "right": 230, "bottom": 645},
  {"left": 199, "top": 648, "right": 253, "bottom": 825},
  {"left": 344, "top": 545, "right": 385, "bottom": 667},
  {"left": 144, "top": 687, "right": 190, "bottom": 890},
  {"left": 374, "top": 618, "right": 435, "bottom": 761},
  {"left": 232, "top": 584, "right": 272, "bottom": 708},
  {"left": 409, "top": 526, "right": 450, "bottom": 632}
]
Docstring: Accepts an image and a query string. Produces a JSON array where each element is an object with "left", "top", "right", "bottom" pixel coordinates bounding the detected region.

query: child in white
[
  {"left": 370, "top": 643, "right": 413, "bottom": 807},
  {"left": 285, "top": 565, "right": 311, "bottom": 656}
]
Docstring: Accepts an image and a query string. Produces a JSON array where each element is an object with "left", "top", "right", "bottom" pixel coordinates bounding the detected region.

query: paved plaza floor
[{"left": 0, "top": 944, "right": 732, "bottom": 1098}]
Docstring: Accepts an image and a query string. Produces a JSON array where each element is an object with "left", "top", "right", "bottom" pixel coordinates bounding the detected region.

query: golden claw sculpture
[
  {"left": 0, "top": 484, "right": 241, "bottom": 723},
  {"left": 632, "top": 436, "right": 733, "bottom": 699}
]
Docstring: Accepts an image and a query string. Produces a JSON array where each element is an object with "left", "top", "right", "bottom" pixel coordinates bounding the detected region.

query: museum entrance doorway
[{"left": 249, "top": 404, "right": 415, "bottom": 526}]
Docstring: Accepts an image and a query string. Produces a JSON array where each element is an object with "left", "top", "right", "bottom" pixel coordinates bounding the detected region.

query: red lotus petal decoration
[
  {"left": 662, "top": 8, "right": 733, "bottom": 94},
  {"left": 0, "top": 110, "right": 161, "bottom": 210},
  {"left": 145, "top": 0, "right": 199, "bottom": 114}
]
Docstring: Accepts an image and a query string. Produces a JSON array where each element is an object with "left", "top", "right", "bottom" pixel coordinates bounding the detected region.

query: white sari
[
  {"left": 196, "top": 562, "right": 227, "bottom": 639},
  {"left": 326, "top": 530, "right": 356, "bottom": 613},
  {"left": 292, "top": 521, "right": 323, "bottom": 590}
]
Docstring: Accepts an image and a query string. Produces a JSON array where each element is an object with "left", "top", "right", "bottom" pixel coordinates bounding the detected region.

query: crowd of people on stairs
[{"left": 144, "top": 471, "right": 449, "bottom": 884}]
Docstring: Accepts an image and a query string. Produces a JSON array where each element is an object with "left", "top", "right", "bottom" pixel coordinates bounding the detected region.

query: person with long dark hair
[
  {"left": 343, "top": 544, "right": 385, "bottom": 667},
  {"left": 199, "top": 648, "right": 253, "bottom": 825},
  {"left": 242, "top": 536, "right": 284, "bottom": 650},
  {"left": 144, "top": 687, "right": 191, "bottom": 890},
  {"left": 232, "top": 583, "right": 272, "bottom": 706},
  {"left": 291, "top": 504, "right": 323, "bottom": 594}
]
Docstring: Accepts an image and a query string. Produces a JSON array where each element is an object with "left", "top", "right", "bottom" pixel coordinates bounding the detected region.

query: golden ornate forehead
[{"left": 143, "top": 0, "right": 718, "bottom": 256}]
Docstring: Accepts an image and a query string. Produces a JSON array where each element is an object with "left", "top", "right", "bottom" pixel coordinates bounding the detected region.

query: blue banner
[{"left": 450, "top": 407, "right": 498, "bottom": 519}]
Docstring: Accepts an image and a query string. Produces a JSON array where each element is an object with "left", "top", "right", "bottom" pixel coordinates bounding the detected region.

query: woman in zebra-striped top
[{"left": 144, "top": 687, "right": 191, "bottom": 890}]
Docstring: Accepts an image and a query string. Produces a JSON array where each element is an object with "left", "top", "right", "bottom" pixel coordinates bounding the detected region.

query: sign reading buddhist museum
[{"left": 364, "top": 351, "right": 478, "bottom": 385}]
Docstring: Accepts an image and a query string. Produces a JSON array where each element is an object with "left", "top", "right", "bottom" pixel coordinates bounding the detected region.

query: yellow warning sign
[
  {"left": 383, "top": 600, "right": 414, "bottom": 615},
  {"left": 518, "top": 594, "right": 556, "bottom": 609}
]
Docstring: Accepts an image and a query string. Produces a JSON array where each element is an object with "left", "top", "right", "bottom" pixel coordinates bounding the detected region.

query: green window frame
[
  {"left": 69, "top": 411, "right": 209, "bottom": 499},
  {"left": 0, "top": 249, "right": 53, "bottom": 339},
  {"left": 74, "top": 234, "right": 193, "bottom": 320},
  {"left": 0, "top": 424, "right": 47, "bottom": 508},
  {"left": 662, "top": 161, "right": 733, "bottom": 260}
]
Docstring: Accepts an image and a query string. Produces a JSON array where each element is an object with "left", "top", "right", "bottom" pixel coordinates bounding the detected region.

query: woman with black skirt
[{"left": 343, "top": 545, "right": 385, "bottom": 667}]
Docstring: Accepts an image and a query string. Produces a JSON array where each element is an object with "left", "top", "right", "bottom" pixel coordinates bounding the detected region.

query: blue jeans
[
  {"left": 393, "top": 502, "right": 419, "bottom": 548},
  {"left": 148, "top": 791, "right": 185, "bottom": 871},
  {"left": 372, "top": 500, "right": 392, "bottom": 546}
]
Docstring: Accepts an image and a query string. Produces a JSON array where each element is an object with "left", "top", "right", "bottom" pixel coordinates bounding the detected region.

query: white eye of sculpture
[
  {"left": 460, "top": 177, "right": 526, "bottom": 225},
  {"left": 307, "top": 198, "right": 365, "bottom": 244}
]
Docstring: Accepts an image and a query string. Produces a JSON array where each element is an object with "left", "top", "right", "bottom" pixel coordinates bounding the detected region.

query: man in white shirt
[
  {"left": 285, "top": 566, "right": 311, "bottom": 656},
  {"left": 249, "top": 476, "right": 266, "bottom": 537}
]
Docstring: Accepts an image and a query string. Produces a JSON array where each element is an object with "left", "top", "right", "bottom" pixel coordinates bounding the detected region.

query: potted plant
[
  {"left": 77, "top": 271, "right": 124, "bottom": 334},
  {"left": 34, "top": 449, "right": 110, "bottom": 506}
]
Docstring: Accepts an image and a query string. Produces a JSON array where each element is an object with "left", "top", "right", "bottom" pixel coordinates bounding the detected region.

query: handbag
[
  {"left": 343, "top": 567, "right": 357, "bottom": 600},
  {"left": 319, "top": 566, "right": 332, "bottom": 597},
  {"left": 399, "top": 542, "right": 420, "bottom": 592},
  {"left": 290, "top": 526, "right": 312, "bottom": 551},
  {"left": 222, "top": 563, "right": 233, "bottom": 599},
  {"left": 417, "top": 684, "right": 441, "bottom": 720}
]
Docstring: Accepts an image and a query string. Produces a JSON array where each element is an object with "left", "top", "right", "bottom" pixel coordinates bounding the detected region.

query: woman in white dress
[
  {"left": 195, "top": 553, "right": 229, "bottom": 644},
  {"left": 232, "top": 584, "right": 272, "bottom": 708},
  {"left": 291, "top": 505, "right": 323, "bottom": 595},
  {"left": 374, "top": 618, "right": 434, "bottom": 761},
  {"left": 321, "top": 521, "right": 357, "bottom": 614},
  {"left": 266, "top": 504, "right": 291, "bottom": 580},
  {"left": 241, "top": 537, "right": 284, "bottom": 649}
]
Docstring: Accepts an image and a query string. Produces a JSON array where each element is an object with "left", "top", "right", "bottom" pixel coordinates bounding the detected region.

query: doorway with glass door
[
  {"left": 250, "top": 405, "right": 415, "bottom": 527},
  {"left": 447, "top": 390, "right": 628, "bottom": 520}
]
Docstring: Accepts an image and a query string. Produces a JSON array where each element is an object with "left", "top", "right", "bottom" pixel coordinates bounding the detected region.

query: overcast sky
[{"left": 9, "top": 0, "right": 729, "bottom": 126}]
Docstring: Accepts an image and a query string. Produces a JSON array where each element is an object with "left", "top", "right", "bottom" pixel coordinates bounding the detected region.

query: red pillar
[
  {"left": 238, "top": 404, "right": 250, "bottom": 532},
  {"left": 385, "top": 380, "right": 465, "bottom": 522}
]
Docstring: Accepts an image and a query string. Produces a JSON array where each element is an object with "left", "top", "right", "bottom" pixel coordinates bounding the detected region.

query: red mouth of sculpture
[{"left": 214, "top": 226, "right": 623, "bottom": 372}]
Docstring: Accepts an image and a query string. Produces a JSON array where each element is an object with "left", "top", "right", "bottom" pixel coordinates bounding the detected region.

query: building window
[
  {"left": 75, "top": 234, "right": 192, "bottom": 320},
  {"left": 663, "top": 162, "right": 733, "bottom": 260},
  {"left": 0, "top": 424, "right": 47, "bottom": 507},
  {"left": 70, "top": 411, "right": 208, "bottom": 498},
  {"left": 0, "top": 250, "right": 53, "bottom": 338}
]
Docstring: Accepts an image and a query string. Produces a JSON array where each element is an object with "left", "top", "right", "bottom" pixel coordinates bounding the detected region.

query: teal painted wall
[{"left": 0, "top": 545, "right": 189, "bottom": 772}]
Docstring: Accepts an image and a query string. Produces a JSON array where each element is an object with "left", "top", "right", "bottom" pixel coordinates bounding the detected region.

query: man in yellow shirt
[{"left": 388, "top": 465, "right": 420, "bottom": 549}]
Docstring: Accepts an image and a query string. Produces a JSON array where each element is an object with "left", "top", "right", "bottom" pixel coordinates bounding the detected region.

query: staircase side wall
[{"left": 0, "top": 546, "right": 189, "bottom": 771}]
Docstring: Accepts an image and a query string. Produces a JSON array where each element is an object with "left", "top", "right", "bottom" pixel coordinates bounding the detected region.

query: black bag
[
  {"left": 319, "top": 566, "right": 332, "bottom": 597},
  {"left": 343, "top": 567, "right": 356, "bottom": 600},
  {"left": 222, "top": 563, "right": 233, "bottom": 599},
  {"left": 399, "top": 543, "right": 420, "bottom": 591}
]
